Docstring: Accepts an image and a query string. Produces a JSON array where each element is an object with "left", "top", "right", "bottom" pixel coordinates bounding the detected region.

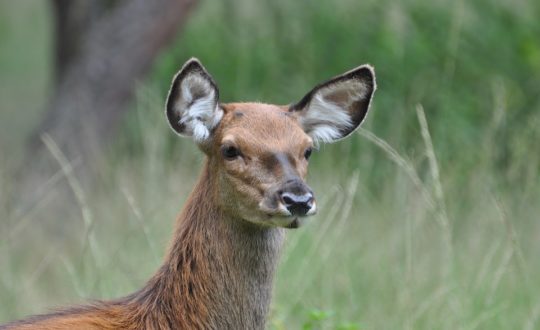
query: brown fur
[
  {"left": 3, "top": 57, "right": 376, "bottom": 329},
  {"left": 1, "top": 104, "right": 308, "bottom": 330}
]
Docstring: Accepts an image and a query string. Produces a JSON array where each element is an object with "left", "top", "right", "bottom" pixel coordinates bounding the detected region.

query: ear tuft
[
  {"left": 165, "top": 58, "right": 222, "bottom": 142},
  {"left": 290, "top": 65, "right": 376, "bottom": 144}
]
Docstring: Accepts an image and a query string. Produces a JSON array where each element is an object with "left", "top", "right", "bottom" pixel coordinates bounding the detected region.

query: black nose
[{"left": 280, "top": 191, "right": 314, "bottom": 216}]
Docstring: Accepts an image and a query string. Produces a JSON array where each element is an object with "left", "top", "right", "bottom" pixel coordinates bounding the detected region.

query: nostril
[
  {"left": 280, "top": 192, "right": 314, "bottom": 216},
  {"left": 281, "top": 194, "right": 295, "bottom": 206}
]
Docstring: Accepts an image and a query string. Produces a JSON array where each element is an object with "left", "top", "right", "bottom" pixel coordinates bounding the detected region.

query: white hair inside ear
[
  {"left": 173, "top": 73, "right": 223, "bottom": 142},
  {"left": 299, "top": 78, "right": 370, "bottom": 144}
]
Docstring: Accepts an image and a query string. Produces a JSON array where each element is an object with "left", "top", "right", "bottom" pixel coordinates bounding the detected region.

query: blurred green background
[{"left": 1, "top": 0, "right": 540, "bottom": 329}]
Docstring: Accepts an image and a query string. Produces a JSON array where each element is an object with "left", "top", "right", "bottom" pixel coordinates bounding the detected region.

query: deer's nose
[{"left": 280, "top": 191, "right": 314, "bottom": 216}]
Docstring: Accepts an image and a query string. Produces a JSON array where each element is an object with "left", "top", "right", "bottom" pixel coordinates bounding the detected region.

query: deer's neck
[{"left": 128, "top": 161, "right": 285, "bottom": 329}]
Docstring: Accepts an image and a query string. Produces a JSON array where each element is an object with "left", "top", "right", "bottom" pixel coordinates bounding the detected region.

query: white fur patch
[
  {"left": 173, "top": 74, "right": 222, "bottom": 142},
  {"left": 299, "top": 79, "right": 369, "bottom": 144}
]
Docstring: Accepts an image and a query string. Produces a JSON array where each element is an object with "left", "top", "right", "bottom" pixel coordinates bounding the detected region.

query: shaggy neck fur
[
  {"left": 120, "top": 159, "right": 285, "bottom": 329},
  {"left": 2, "top": 161, "right": 285, "bottom": 330}
]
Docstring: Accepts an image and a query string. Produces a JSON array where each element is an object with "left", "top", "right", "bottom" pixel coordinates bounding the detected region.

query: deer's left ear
[{"left": 290, "top": 65, "right": 376, "bottom": 144}]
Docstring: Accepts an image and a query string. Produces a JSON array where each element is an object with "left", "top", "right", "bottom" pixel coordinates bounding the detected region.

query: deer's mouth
[
  {"left": 257, "top": 199, "right": 317, "bottom": 229},
  {"left": 274, "top": 213, "right": 314, "bottom": 229}
]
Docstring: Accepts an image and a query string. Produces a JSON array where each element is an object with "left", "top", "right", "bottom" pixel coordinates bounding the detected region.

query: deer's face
[
  {"left": 211, "top": 103, "right": 315, "bottom": 227},
  {"left": 165, "top": 59, "right": 376, "bottom": 228}
]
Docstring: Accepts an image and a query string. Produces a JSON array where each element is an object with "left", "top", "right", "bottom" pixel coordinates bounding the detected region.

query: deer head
[{"left": 166, "top": 58, "right": 376, "bottom": 228}]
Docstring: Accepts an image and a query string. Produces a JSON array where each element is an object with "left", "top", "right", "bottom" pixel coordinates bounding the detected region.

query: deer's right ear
[{"left": 166, "top": 58, "right": 222, "bottom": 142}]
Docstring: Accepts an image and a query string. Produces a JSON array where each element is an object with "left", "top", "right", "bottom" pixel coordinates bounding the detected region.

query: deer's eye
[
  {"left": 221, "top": 145, "right": 241, "bottom": 160},
  {"left": 304, "top": 147, "right": 312, "bottom": 160}
]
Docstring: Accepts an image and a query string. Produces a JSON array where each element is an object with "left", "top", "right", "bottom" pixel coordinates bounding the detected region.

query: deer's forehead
[{"left": 218, "top": 103, "right": 311, "bottom": 149}]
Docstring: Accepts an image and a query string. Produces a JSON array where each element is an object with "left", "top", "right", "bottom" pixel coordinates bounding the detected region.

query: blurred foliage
[
  {"left": 145, "top": 0, "right": 540, "bottom": 190},
  {"left": 1, "top": 0, "right": 540, "bottom": 329}
]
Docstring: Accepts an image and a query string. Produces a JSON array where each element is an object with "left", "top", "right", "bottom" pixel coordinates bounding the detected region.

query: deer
[{"left": 1, "top": 58, "right": 376, "bottom": 330}]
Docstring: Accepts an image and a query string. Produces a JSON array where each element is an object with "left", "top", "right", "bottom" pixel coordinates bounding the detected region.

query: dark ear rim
[
  {"left": 289, "top": 64, "right": 377, "bottom": 139},
  {"left": 165, "top": 58, "right": 220, "bottom": 135}
]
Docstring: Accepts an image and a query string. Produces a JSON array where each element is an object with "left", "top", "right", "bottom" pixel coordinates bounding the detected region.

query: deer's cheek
[
  {"left": 222, "top": 160, "right": 246, "bottom": 176},
  {"left": 223, "top": 174, "right": 262, "bottom": 204}
]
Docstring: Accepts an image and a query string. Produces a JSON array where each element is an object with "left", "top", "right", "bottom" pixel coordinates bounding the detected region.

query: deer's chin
[
  {"left": 255, "top": 209, "right": 315, "bottom": 229},
  {"left": 283, "top": 217, "right": 304, "bottom": 229},
  {"left": 245, "top": 215, "right": 305, "bottom": 229},
  {"left": 239, "top": 207, "right": 308, "bottom": 229}
]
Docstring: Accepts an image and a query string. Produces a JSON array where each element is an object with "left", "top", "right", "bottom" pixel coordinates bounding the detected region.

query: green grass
[
  {"left": 0, "top": 1, "right": 50, "bottom": 165},
  {"left": 1, "top": 0, "right": 540, "bottom": 329}
]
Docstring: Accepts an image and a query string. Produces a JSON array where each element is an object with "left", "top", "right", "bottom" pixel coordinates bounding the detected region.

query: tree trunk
[
  {"left": 50, "top": 0, "right": 116, "bottom": 82},
  {"left": 15, "top": 0, "right": 197, "bottom": 222}
]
